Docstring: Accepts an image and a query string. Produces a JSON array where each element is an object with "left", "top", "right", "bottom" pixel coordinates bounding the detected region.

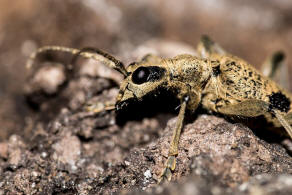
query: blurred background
[{"left": 0, "top": 0, "right": 292, "bottom": 140}]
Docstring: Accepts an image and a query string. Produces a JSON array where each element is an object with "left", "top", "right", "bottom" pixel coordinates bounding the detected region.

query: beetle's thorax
[{"left": 165, "top": 55, "right": 213, "bottom": 89}]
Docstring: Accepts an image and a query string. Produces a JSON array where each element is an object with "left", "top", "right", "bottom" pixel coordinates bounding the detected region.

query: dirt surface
[{"left": 0, "top": 1, "right": 292, "bottom": 194}]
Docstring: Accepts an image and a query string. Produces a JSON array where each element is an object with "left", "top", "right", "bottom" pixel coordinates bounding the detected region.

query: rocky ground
[{"left": 0, "top": 1, "right": 292, "bottom": 194}]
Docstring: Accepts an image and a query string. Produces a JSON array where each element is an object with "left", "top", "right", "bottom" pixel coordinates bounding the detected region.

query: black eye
[{"left": 132, "top": 67, "right": 150, "bottom": 84}]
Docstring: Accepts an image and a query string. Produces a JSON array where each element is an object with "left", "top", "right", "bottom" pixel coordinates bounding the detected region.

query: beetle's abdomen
[{"left": 216, "top": 55, "right": 292, "bottom": 112}]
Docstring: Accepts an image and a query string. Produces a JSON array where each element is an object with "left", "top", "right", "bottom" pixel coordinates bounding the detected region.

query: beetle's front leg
[
  {"left": 158, "top": 96, "right": 188, "bottom": 183},
  {"left": 86, "top": 101, "right": 115, "bottom": 114}
]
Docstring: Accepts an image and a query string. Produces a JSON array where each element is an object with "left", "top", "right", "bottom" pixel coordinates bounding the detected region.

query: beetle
[{"left": 26, "top": 35, "right": 292, "bottom": 182}]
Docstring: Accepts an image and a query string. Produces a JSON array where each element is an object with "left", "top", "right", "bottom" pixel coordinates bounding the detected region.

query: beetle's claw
[{"left": 158, "top": 156, "right": 176, "bottom": 183}]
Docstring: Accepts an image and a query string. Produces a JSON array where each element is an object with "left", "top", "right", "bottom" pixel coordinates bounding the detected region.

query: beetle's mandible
[{"left": 26, "top": 35, "right": 292, "bottom": 182}]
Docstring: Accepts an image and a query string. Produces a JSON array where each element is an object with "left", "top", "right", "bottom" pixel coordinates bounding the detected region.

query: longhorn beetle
[{"left": 26, "top": 36, "right": 292, "bottom": 182}]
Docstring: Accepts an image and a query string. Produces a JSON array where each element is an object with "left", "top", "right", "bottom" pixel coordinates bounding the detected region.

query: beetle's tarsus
[
  {"left": 86, "top": 102, "right": 115, "bottom": 114},
  {"left": 158, "top": 156, "right": 176, "bottom": 183}
]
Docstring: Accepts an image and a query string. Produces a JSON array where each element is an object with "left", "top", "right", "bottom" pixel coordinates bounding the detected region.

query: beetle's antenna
[
  {"left": 26, "top": 46, "right": 129, "bottom": 77},
  {"left": 71, "top": 47, "right": 128, "bottom": 77}
]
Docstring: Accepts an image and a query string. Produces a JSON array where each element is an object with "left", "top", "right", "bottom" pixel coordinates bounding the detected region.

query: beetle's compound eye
[{"left": 132, "top": 67, "right": 150, "bottom": 84}]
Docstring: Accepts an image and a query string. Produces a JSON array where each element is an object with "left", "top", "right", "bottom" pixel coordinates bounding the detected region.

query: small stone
[
  {"left": 41, "top": 152, "right": 48, "bottom": 158},
  {"left": 124, "top": 160, "right": 131, "bottom": 166},
  {"left": 144, "top": 170, "right": 152, "bottom": 179}
]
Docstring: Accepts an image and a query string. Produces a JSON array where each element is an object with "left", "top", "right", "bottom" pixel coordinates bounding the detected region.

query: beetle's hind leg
[
  {"left": 216, "top": 99, "right": 269, "bottom": 117},
  {"left": 273, "top": 110, "right": 292, "bottom": 139},
  {"left": 215, "top": 99, "right": 292, "bottom": 140}
]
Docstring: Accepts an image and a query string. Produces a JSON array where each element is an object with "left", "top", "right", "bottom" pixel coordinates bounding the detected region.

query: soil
[{"left": 0, "top": 1, "right": 292, "bottom": 194}]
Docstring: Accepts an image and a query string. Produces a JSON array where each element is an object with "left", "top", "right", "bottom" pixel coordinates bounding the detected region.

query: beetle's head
[{"left": 115, "top": 62, "right": 168, "bottom": 111}]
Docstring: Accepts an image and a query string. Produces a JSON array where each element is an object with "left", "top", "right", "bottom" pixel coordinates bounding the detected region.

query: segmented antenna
[
  {"left": 26, "top": 46, "right": 128, "bottom": 77},
  {"left": 71, "top": 47, "right": 128, "bottom": 77}
]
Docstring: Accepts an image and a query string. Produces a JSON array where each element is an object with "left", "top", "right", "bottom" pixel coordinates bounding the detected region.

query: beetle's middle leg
[
  {"left": 261, "top": 51, "right": 285, "bottom": 79},
  {"left": 261, "top": 51, "right": 290, "bottom": 90},
  {"left": 141, "top": 53, "right": 162, "bottom": 64},
  {"left": 158, "top": 96, "right": 188, "bottom": 182},
  {"left": 196, "top": 35, "right": 226, "bottom": 58}
]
